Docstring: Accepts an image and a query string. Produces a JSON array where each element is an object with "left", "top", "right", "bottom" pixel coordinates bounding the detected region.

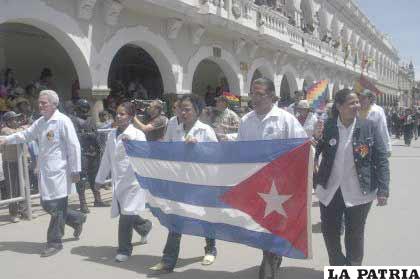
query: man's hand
[
  {"left": 313, "top": 120, "right": 324, "bottom": 140},
  {"left": 377, "top": 196, "right": 388, "bottom": 206},
  {"left": 71, "top": 173, "right": 80, "bottom": 183},
  {"left": 185, "top": 135, "right": 197, "bottom": 144}
]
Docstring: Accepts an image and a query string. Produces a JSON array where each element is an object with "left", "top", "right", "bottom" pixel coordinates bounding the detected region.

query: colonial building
[{"left": 0, "top": 0, "right": 404, "bottom": 115}]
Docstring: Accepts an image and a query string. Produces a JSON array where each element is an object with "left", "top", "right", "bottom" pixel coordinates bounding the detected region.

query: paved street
[{"left": 0, "top": 137, "right": 419, "bottom": 279}]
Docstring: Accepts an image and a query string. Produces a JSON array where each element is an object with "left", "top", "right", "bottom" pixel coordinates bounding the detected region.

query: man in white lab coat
[
  {"left": 237, "top": 78, "right": 307, "bottom": 279},
  {"left": 0, "top": 90, "right": 86, "bottom": 257}
]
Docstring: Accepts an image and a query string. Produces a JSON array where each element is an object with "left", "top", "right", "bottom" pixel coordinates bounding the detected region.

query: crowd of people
[{"left": 0, "top": 65, "right": 395, "bottom": 277}]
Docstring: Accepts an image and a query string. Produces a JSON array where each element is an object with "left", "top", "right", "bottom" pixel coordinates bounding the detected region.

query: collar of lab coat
[
  {"left": 46, "top": 109, "right": 61, "bottom": 122},
  {"left": 249, "top": 105, "right": 282, "bottom": 123}
]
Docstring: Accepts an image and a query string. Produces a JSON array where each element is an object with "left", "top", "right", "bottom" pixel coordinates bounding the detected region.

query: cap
[
  {"left": 215, "top": 95, "right": 229, "bottom": 103},
  {"left": 296, "top": 100, "right": 310, "bottom": 109},
  {"left": 3, "top": 111, "right": 21, "bottom": 122},
  {"left": 15, "top": 97, "right": 30, "bottom": 106}
]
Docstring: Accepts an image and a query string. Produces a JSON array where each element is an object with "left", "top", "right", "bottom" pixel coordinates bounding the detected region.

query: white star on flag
[{"left": 258, "top": 181, "right": 292, "bottom": 218}]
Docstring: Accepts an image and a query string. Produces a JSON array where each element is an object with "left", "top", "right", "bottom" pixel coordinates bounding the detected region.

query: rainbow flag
[
  {"left": 354, "top": 75, "right": 383, "bottom": 96},
  {"left": 222, "top": 92, "right": 240, "bottom": 103},
  {"left": 306, "top": 80, "right": 329, "bottom": 111}
]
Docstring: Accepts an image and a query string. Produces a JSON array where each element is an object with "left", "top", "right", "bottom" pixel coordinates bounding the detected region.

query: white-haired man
[{"left": 0, "top": 90, "right": 86, "bottom": 257}]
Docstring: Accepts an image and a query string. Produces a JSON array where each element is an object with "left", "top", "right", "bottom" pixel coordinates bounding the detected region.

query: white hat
[{"left": 296, "top": 100, "right": 310, "bottom": 109}]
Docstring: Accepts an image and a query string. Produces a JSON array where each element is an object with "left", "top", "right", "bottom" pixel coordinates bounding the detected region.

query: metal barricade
[{"left": 0, "top": 144, "right": 33, "bottom": 220}]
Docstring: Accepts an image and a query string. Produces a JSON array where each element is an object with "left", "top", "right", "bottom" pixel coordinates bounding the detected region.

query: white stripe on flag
[
  {"left": 147, "top": 190, "right": 270, "bottom": 233},
  {"left": 131, "top": 157, "right": 268, "bottom": 187}
]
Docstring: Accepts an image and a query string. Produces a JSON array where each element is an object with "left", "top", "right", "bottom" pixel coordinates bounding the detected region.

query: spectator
[
  {"left": 35, "top": 68, "right": 54, "bottom": 91},
  {"left": 133, "top": 100, "right": 168, "bottom": 141},
  {"left": 286, "top": 90, "right": 305, "bottom": 114},
  {"left": 294, "top": 100, "right": 318, "bottom": 137},
  {"left": 204, "top": 85, "right": 216, "bottom": 107},
  {"left": 0, "top": 111, "right": 25, "bottom": 222},
  {"left": 403, "top": 108, "right": 414, "bottom": 146},
  {"left": 213, "top": 94, "right": 240, "bottom": 140},
  {"left": 97, "top": 110, "right": 114, "bottom": 129}
]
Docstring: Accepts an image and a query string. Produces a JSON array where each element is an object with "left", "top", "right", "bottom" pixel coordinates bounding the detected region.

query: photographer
[{"left": 132, "top": 100, "right": 168, "bottom": 141}]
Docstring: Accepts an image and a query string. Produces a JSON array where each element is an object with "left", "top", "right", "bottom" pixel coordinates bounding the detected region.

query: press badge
[{"left": 47, "top": 130, "right": 55, "bottom": 141}]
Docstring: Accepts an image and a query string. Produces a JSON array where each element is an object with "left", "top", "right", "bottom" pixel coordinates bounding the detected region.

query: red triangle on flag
[{"left": 220, "top": 141, "right": 311, "bottom": 256}]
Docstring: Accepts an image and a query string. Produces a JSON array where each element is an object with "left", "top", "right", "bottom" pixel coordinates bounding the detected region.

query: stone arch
[
  {"left": 0, "top": 0, "right": 93, "bottom": 89},
  {"left": 246, "top": 58, "right": 275, "bottom": 94},
  {"left": 97, "top": 25, "right": 182, "bottom": 94},
  {"left": 185, "top": 45, "right": 242, "bottom": 96}
]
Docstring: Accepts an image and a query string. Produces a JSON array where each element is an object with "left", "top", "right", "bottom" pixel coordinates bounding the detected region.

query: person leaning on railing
[{"left": 0, "top": 111, "right": 26, "bottom": 223}]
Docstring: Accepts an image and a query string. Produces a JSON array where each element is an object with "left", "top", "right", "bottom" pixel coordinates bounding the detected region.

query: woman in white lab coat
[
  {"left": 95, "top": 102, "right": 152, "bottom": 262},
  {"left": 150, "top": 95, "right": 218, "bottom": 273}
]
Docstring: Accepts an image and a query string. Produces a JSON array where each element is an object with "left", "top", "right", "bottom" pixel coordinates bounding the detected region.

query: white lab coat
[
  {"left": 164, "top": 119, "right": 218, "bottom": 142},
  {"left": 4, "top": 110, "right": 81, "bottom": 200},
  {"left": 95, "top": 124, "right": 147, "bottom": 218},
  {"left": 237, "top": 106, "right": 307, "bottom": 141},
  {"left": 367, "top": 104, "right": 392, "bottom": 153},
  {"left": 301, "top": 112, "right": 318, "bottom": 137}
]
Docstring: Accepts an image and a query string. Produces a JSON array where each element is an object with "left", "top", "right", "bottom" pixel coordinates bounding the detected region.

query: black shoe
[
  {"left": 41, "top": 245, "right": 62, "bottom": 257},
  {"left": 94, "top": 201, "right": 110, "bottom": 207},
  {"left": 73, "top": 214, "right": 87, "bottom": 239}
]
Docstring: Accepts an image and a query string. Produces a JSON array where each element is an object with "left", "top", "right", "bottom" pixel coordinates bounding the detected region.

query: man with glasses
[{"left": 237, "top": 78, "right": 307, "bottom": 279}]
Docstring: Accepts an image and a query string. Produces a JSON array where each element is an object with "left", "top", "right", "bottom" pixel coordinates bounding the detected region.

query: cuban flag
[{"left": 125, "top": 139, "right": 313, "bottom": 259}]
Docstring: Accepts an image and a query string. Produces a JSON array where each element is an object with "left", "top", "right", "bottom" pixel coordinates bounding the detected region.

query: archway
[
  {"left": 192, "top": 59, "right": 231, "bottom": 106},
  {"left": 0, "top": 23, "right": 80, "bottom": 100},
  {"left": 107, "top": 44, "right": 164, "bottom": 100},
  {"left": 246, "top": 58, "right": 275, "bottom": 95},
  {"left": 185, "top": 46, "right": 242, "bottom": 96},
  {"left": 279, "top": 75, "right": 292, "bottom": 106},
  {"left": 97, "top": 25, "right": 181, "bottom": 94}
]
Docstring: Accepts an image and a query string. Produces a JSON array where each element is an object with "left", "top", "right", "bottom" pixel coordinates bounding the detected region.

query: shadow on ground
[
  {"left": 0, "top": 238, "right": 77, "bottom": 255},
  {"left": 70, "top": 245, "right": 322, "bottom": 279}
]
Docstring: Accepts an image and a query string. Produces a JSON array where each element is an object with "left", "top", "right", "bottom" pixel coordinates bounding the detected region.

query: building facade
[{"left": 0, "top": 0, "right": 404, "bottom": 115}]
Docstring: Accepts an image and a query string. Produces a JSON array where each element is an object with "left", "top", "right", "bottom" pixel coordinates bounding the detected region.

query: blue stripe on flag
[
  {"left": 148, "top": 205, "right": 305, "bottom": 259},
  {"left": 125, "top": 138, "right": 308, "bottom": 163},
  {"left": 136, "top": 175, "right": 231, "bottom": 208}
]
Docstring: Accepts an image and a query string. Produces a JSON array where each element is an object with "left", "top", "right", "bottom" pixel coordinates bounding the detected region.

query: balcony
[{"left": 122, "top": 0, "right": 378, "bottom": 78}]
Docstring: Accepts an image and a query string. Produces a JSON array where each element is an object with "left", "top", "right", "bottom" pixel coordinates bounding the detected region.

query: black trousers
[
  {"left": 2, "top": 161, "right": 23, "bottom": 217},
  {"left": 118, "top": 214, "right": 152, "bottom": 256},
  {"left": 41, "top": 197, "right": 84, "bottom": 248},
  {"left": 320, "top": 189, "right": 372, "bottom": 266}
]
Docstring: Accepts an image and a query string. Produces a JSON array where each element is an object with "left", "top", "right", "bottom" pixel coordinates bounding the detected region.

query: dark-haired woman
[
  {"left": 315, "top": 89, "right": 389, "bottom": 266},
  {"left": 150, "top": 95, "right": 218, "bottom": 273},
  {"left": 95, "top": 102, "right": 152, "bottom": 263}
]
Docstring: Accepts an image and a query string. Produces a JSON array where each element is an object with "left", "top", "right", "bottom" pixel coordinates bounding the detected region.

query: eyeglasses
[{"left": 250, "top": 92, "right": 270, "bottom": 98}]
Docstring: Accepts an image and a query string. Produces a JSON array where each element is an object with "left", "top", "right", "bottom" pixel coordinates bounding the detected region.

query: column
[
  {"left": 274, "top": 73, "right": 283, "bottom": 98},
  {"left": 80, "top": 88, "right": 110, "bottom": 123}
]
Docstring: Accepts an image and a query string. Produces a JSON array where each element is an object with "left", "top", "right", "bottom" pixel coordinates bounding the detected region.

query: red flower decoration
[{"left": 355, "top": 144, "right": 369, "bottom": 158}]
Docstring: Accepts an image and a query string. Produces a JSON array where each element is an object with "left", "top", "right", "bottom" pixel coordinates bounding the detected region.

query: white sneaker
[
  {"left": 201, "top": 254, "right": 216, "bottom": 265},
  {"left": 10, "top": 216, "right": 19, "bottom": 223},
  {"left": 115, "top": 254, "right": 129, "bottom": 262}
]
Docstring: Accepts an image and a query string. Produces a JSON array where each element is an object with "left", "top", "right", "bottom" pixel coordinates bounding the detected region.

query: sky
[{"left": 355, "top": 0, "right": 420, "bottom": 80}]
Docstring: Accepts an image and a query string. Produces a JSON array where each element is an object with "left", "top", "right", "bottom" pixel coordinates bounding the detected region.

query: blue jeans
[
  {"left": 41, "top": 197, "right": 84, "bottom": 248},
  {"left": 118, "top": 214, "right": 152, "bottom": 256},
  {"left": 162, "top": 231, "right": 217, "bottom": 268}
]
